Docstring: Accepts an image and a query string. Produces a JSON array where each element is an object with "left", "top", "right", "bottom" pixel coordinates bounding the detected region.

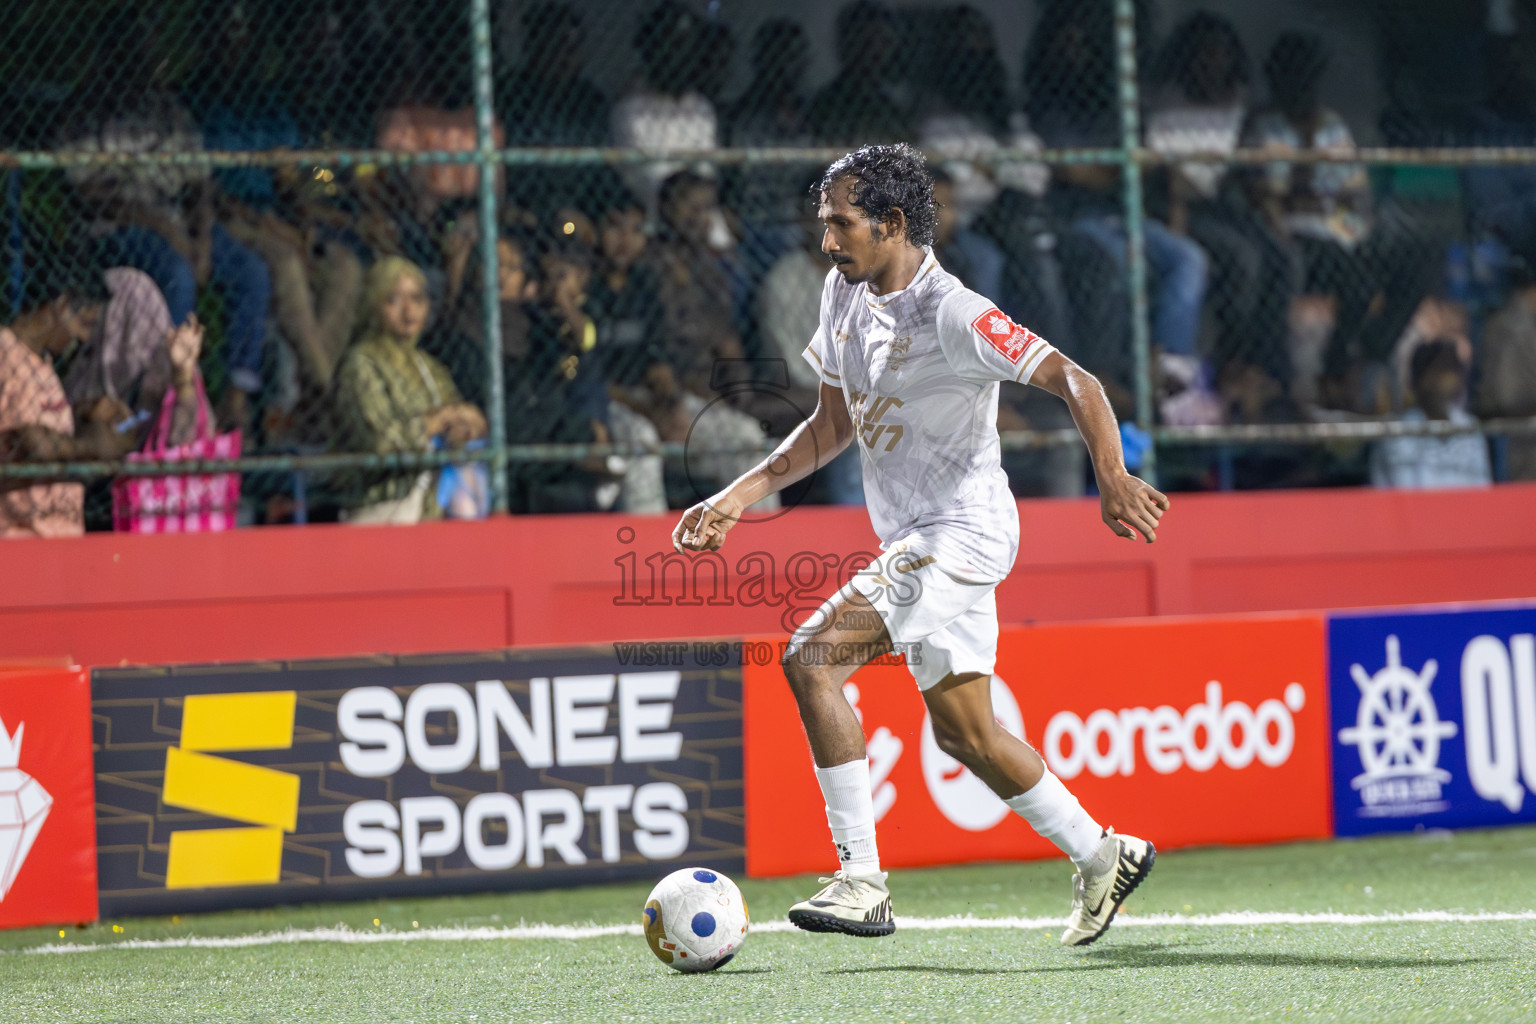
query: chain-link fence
[{"left": 3, "top": 0, "right": 1535, "bottom": 535}]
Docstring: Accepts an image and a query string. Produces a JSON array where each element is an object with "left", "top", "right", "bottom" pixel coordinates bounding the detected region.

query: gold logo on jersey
[{"left": 852, "top": 394, "right": 905, "bottom": 452}]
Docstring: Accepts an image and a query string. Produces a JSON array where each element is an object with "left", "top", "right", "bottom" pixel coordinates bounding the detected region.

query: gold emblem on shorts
[{"left": 894, "top": 555, "right": 936, "bottom": 574}]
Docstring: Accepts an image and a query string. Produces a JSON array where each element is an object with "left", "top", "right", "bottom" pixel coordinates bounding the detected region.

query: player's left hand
[
  {"left": 1099, "top": 471, "right": 1170, "bottom": 544},
  {"left": 672, "top": 490, "right": 745, "bottom": 553}
]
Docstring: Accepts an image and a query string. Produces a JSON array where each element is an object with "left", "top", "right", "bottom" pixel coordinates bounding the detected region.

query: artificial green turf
[{"left": 3, "top": 827, "right": 1535, "bottom": 1023}]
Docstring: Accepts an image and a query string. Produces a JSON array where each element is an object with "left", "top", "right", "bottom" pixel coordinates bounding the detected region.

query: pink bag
[{"left": 111, "top": 379, "right": 242, "bottom": 533}]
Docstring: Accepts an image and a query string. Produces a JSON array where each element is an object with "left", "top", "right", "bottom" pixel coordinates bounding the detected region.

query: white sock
[
  {"left": 815, "top": 758, "right": 881, "bottom": 876},
  {"left": 1005, "top": 770, "right": 1105, "bottom": 869}
]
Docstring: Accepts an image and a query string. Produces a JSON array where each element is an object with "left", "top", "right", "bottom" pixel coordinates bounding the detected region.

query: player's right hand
[
  {"left": 672, "top": 491, "right": 744, "bottom": 553},
  {"left": 1099, "top": 471, "right": 1170, "bottom": 544}
]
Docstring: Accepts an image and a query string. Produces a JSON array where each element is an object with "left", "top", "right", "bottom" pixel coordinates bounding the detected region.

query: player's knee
[
  {"left": 932, "top": 717, "right": 1004, "bottom": 768},
  {"left": 781, "top": 643, "right": 824, "bottom": 700}
]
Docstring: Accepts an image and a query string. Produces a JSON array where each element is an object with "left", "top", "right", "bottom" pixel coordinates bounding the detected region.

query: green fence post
[
  {"left": 1113, "top": 0, "right": 1156, "bottom": 483},
  {"left": 471, "top": 0, "right": 508, "bottom": 512}
]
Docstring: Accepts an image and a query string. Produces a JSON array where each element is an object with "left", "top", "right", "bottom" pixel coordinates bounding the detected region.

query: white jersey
[{"left": 803, "top": 249, "right": 1057, "bottom": 582}]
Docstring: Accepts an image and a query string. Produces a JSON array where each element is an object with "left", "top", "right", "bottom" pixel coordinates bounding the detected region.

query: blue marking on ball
[
  {"left": 714, "top": 952, "right": 735, "bottom": 969},
  {"left": 644, "top": 906, "right": 656, "bottom": 924},
  {"left": 692, "top": 869, "right": 717, "bottom": 883},
  {"left": 691, "top": 911, "right": 717, "bottom": 937}
]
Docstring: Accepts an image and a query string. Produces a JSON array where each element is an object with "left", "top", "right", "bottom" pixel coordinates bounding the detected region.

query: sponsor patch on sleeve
[{"left": 969, "top": 307, "right": 1043, "bottom": 364}]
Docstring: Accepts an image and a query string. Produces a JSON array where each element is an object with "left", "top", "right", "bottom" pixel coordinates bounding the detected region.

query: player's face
[{"left": 818, "top": 182, "right": 899, "bottom": 285}]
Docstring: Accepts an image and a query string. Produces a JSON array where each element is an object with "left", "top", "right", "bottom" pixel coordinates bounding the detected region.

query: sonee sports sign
[{"left": 92, "top": 648, "right": 743, "bottom": 916}]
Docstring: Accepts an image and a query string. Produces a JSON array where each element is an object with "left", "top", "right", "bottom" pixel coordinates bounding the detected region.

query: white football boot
[
  {"left": 787, "top": 870, "right": 896, "bottom": 937},
  {"left": 1060, "top": 828, "right": 1156, "bottom": 946}
]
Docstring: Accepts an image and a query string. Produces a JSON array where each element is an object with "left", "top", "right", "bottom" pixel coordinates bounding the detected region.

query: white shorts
[{"left": 794, "top": 539, "right": 1000, "bottom": 690}]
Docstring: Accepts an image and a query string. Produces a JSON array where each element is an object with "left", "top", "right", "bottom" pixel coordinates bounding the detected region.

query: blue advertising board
[{"left": 1328, "top": 604, "right": 1536, "bottom": 836}]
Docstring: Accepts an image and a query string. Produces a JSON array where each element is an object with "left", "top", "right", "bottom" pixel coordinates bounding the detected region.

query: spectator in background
[
  {"left": 1024, "top": 0, "right": 1153, "bottom": 145},
  {"left": 507, "top": 237, "right": 642, "bottom": 513},
  {"left": 931, "top": 168, "right": 1007, "bottom": 303},
  {"left": 499, "top": 2, "right": 611, "bottom": 148},
  {"left": 1148, "top": 13, "right": 1296, "bottom": 400},
  {"left": 193, "top": 1, "right": 302, "bottom": 222},
  {"left": 916, "top": 4, "right": 1015, "bottom": 224},
  {"left": 63, "top": 268, "right": 208, "bottom": 449},
  {"left": 938, "top": 163, "right": 1086, "bottom": 498},
  {"left": 809, "top": 2, "right": 911, "bottom": 145},
  {"left": 646, "top": 171, "right": 748, "bottom": 399},
  {"left": 368, "top": 3, "right": 503, "bottom": 312},
  {"left": 612, "top": 2, "right": 719, "bottom": 207},
  {"left": 331, "top": 257, "right": 487, "bottom": 524},
  {"left": 588, "top": 193, "right": 669, "bottom": 513},
  {"left": 437, "top": 199, "right": 502, "bottom": 332},
  {"left": 756, "top": 203, "right": 864, "bottom": 505},
  {"left": 0, "top": 242, "right": 136, "bottom": 538},
  {"left": 641, "top": 170, "right": 776, "bottom": 508},
  {"left": 1370, "top": 339, "right": 1490, "bottom": 489},
  {"left": 1477, "top": 247, "right": 1536, "bottom": 480},
  {"left": 971, "top": 185, "right": 1078, "bottom": 372},
  {"left": 1243, "top": 33, "right": 1438, "bottom": 411},
  {"left": 912, "top": 3, "right": 1075, "bottom": 384},
  {"left": 1458, "top": 6, "right": 1536, "bottom": 317},
  {"left": 279, "top": 0, "right": 372, "bottom": 147},
  {"left": 722, "top": 18, "right": 815, "bottom": 264},
  {"left": 195, "top": 2, "right": 363, "bottom": 398},
  {"left": 757, "top": 207, "right": 832, "bottom": 398},
  {"left": 374, "top": 19, "right": 503, "bottom": 228},
  {"left": 498, "top": 1, "right": 612, "bottom": 216},
  {"left": 425, "top": 223, "right": 537, "bottom": 412},
  {"left": 691, "top": 17, "right": 739, "bottom": 113},
  {"left": 921, "top": 4, "right": 1011, "bottom": 137},
  {"left": 590, "top": 190, "right": 668, "bottom": 392},
  {"left": 726, "top": 19, "right": 812, "bottom": 146},
  {"left": 1024, "top": 0, "right": 1212, "bottom": 423},
  {"left": 225, "top": 197, "right": 364, "bottom": 403},
  {"left": 60, "top": 3, "right": 271, "bottom": 430}
]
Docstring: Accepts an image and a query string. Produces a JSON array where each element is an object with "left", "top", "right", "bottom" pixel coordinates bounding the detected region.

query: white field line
[{"left": 17, "top": 910, "right": 1536, "bottom": 955}]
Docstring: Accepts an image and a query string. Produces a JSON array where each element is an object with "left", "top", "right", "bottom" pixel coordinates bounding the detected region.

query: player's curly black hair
[{"left": 814, "top": 143, "right": 937, "bottom": 249}]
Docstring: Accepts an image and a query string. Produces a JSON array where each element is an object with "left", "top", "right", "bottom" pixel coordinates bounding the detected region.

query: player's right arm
[
  {"left": 673, "top": 380, "right": 853, "bottom": 553},
  {"left": 1028, "top": 351, "right": 1169, "bottom": 543},
  {"left": 935, "top": 287, "right": 1169, "bottom": 543},
  {"left": 675, "top": 269, "right": 851, "bottom": 553}
]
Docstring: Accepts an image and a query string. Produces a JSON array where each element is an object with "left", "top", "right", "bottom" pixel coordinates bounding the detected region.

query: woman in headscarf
[{"left": 331, "top": 256, "right": 487, "bottom": 523}]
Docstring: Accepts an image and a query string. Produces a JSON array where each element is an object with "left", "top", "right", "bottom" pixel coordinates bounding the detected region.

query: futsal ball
[{"left": 642, "top": 867, "right": 749, "bottom": 972}]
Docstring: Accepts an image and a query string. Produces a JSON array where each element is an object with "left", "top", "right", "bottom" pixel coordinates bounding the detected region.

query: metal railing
[{"left": 3, "top": 0, "right": 1533, "bottom": 517}]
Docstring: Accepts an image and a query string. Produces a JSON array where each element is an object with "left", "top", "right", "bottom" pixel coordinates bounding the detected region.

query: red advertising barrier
[
  {"left": 0, "top": 667, "right": 98, "bottom": 928},
  {"left": 743, "top": 614, "right": 1331, "bottom": 877},
  {"left": 1, "top": 484, "right": 1534, "bottom": 670}
]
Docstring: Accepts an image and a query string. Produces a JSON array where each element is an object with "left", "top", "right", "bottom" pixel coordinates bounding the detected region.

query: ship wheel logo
[{"left": 1339, "top": 635, "right": 1458, "bottom": 792}]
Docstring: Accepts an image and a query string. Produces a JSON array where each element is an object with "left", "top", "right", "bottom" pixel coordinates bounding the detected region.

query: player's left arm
[{"left": 1029, "top": 351, "right": 1170, "bottom": 543}]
